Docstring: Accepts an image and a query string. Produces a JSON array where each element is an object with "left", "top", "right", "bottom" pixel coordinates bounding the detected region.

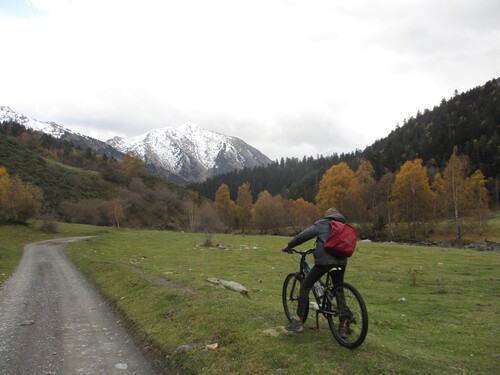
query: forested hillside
[
  {"left": 0, "top": 128, "right": 114, "bottom": 210},
  {"left": 198, "top": 78, "right": 499, "bottom": 204},
  {"left": 0, "top": 122, "right": 188, "bottom": 229},
  {"left": 363, "top": 78, "right": 499, "bottom": 179}
]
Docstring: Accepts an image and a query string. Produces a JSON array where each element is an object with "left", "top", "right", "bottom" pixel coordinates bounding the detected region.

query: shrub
[{"left": 39, "top": 219, "right": 59, "bottom": 233}]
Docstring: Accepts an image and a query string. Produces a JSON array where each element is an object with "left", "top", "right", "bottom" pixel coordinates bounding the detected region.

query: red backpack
[{"left": 323, "top": 220, "right": 357, "bottom": 258}]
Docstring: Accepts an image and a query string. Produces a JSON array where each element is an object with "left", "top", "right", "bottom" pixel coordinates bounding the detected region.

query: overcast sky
[{"left": 0, "top": 0, "right": 499, "bottom": 160}]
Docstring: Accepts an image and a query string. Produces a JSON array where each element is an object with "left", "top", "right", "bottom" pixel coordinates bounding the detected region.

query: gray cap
[{"left": 325, "top": 207, "right": 340, "bottom": 217}]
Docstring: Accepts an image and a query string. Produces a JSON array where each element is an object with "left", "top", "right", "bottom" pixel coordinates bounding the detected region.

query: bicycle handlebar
[{"left": 284, "top": 248, "right": 315, "bottom": 255}]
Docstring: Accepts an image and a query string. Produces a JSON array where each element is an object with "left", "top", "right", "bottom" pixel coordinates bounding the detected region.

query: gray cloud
[{"left": 1, "top": 0, "right": 498, "bottom": 161}]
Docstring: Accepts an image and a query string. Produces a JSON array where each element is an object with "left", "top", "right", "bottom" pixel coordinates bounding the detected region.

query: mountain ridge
[
  {"left": 0, "top": 106, "right": 271, "bottom": 184},
  {"left": 0, "top": 106, "right": 124, "bottom": 160},
  {"left": 107, "top": 121, "right": 271, "bottom": 184}
]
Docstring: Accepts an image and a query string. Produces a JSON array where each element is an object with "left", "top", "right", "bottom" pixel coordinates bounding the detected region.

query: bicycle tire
[
  {"left": 324, "top": 282, "right": 368, "bottom": 349},
  {"left": 282, "top": 272, "right": 309, "bottom": 324}
]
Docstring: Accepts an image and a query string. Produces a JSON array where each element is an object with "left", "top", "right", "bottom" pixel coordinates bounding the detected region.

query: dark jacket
[{"left": 287, "top": 213, "right": 348, "bottom": 266}]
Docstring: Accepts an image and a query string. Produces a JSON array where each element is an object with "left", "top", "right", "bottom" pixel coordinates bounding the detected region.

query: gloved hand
[{"left": 282, "top": 245, "right": 292, "bottom": 253}]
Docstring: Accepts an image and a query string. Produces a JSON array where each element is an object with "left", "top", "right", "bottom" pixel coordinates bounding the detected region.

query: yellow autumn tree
[
  {"left": 392, "top": 159, "right": 435, "bottom": 239},
  {"left": 356, "top": 159, "right": 375, "bottom": 186},
  {"left": 269, "top": 194, "right": 287, "bottom": 234},
  {"left": 316, "top": 162, "right": 362, "bottom": 221},
  {"left": 0, "top": 166, "right": 43, "bottom": 223},
  {"left": 441, "top": 148, "right": 478, "bottom": 241},
  {"left": 252, "top": 190, "right": 286, "bottom": 234},
  {"left": 288, "top": 198, "right": 318, "bottom": 233},
  {"left": 468, "top": 169, "right": 490, "bottom": 234},
  {"left": 121, "top": 151, "right": 146, "bottom": 180},
  {"left": 431, "top": 171, "right": 446, "bottom": 221},
  {"left": 355, "top": 159, "right": 377, "bottom": 233},
  {"left": 236, "top": 182, "right": 253, "bottom": 234},
  {"left": 214, "top": 183, "right": 236, "bottom": 230},
  {"left": 0, "top": 166, "right": 9, "bottom": 218},
  {"left": 432, "top": 148, "right": 490, "bottom": 240}
]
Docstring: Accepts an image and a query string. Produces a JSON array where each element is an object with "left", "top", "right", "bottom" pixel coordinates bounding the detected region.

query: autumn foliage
[
  {"left": 0, "top": 166, "right": 42, "bottom": 223},
  {"left": 207, "top": 150, "right": 491, "bottom": 240}
]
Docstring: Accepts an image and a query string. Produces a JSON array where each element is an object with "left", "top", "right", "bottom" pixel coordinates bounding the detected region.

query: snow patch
[{"left": 0, "top": 106, "right": 73, "bottom": 138}]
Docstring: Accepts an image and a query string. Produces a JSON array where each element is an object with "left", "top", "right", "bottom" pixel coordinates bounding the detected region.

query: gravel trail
[{"left": 0, "top": 237, "right": 158, "bottom": 375}]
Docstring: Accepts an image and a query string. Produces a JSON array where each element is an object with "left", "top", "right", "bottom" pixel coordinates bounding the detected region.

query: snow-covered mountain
[
  {"left": 1, "top": 106, "right": 271, "bottom": 184},
  {"left": 0, "top": 106, "right": 124, "bottom": 159},
  {"left": 0, "top": 106, "right": 73, "bottom": 138},
  {"left": 107, "top": 122, "right": 271, "bottom": 184}
]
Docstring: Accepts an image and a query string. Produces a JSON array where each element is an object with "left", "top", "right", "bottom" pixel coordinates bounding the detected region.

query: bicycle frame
[{"left": 294, "top": 249, "right": 344, "bottom": 328}]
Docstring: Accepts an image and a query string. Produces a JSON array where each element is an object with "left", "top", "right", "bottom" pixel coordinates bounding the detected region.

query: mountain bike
[{"left": 282, "top": 248, "right": 368, "bottom": 349}]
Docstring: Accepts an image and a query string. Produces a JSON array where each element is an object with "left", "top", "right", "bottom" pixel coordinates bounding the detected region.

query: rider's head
[{"left": 325, "top": 207, "right": 340, "bottom": 217}]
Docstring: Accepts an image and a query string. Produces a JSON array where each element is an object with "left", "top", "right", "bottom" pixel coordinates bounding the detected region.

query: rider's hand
[{"left": 282, "top": 245, "right": 291, "bottom": 253}]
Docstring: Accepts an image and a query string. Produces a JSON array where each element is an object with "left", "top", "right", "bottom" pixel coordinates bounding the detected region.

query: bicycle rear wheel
[
  {"left": 324, "top": 282, "right": 368, "bottom": 349},
  {"left": 282, "top": 273, "right": 309, "bottom": 324}
]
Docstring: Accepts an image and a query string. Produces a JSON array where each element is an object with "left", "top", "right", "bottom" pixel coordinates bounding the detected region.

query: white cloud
[{"left": 1, "top": 0, "right": 499, "bottom": 160}]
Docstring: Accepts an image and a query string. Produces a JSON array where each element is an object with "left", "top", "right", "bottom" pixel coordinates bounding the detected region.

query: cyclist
[{"left": 282, "top": 207, "right": 348, "bottom": 333}]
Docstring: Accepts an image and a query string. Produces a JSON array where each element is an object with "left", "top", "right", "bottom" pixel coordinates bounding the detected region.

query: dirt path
[{"left": 0, "top": 237, "right": 158, "bottom": 374}]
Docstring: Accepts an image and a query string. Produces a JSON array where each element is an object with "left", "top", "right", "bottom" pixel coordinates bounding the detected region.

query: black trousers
[{"left": 297, "top": 263, "right": 346, "bottom": 318}]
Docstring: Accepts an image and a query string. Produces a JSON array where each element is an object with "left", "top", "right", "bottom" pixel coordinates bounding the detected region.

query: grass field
[{"left": 1, "top": 224, "right": 499, "bottom": 374}]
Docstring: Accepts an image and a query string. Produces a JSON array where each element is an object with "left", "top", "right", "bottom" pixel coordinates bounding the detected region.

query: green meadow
[{"left": 1, "top": 224, "right": 499, "bottom": 374}]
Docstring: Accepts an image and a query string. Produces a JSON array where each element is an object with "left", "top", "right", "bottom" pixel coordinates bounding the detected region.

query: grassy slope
[
  {"left": 1, "top": 224, "right": 498, "bottom": 374},
  {"left": 65, "top": 230, "right": 498, "bottom": 375}
]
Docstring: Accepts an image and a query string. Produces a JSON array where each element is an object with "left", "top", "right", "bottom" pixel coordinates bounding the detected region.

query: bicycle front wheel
[
  {"left": 282, "top": 273, "right": 309, "bottom": 324},
  {"left": 324, "top": 282, "right": 368, "bottom": 349}
]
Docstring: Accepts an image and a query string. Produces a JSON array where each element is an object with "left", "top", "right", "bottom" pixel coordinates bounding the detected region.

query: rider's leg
[
  {"left": 330, "top": 264, "right": 350, "bottom": 329},
  {"left": 297, "top": 264, "right": 332, "bottom": 320},
  {"left": 286, "top": 264, "right": 334, "bottom": 333},
  {"left": 330, "top": 264, "right": 346, "bottom": 285}
]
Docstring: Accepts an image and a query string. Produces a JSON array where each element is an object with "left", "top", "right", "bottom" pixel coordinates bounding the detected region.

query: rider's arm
[{"left": 286, "top": 224, "right": 320, "bottom": 250}]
